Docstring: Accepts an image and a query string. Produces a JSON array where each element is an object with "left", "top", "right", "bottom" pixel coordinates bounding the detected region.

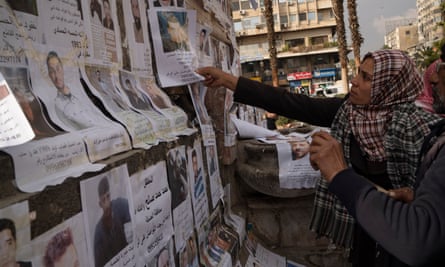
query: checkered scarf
[{"left": 310, "top": 50, "right": 442, "bottom": 248}]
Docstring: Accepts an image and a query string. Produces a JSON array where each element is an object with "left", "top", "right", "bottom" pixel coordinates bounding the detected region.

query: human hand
[
  {"left": 309, "top": 131, "right": 347, "bottom": 182},
  {"left": 388, "top": 187, "right": 414, "bottom": 203},
  {"left": 195, "top": 67, "right": 238, "bottom": 91}
]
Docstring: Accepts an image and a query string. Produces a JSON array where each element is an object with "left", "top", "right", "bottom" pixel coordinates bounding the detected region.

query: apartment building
[
  {"left": 384, "top": 20, "right": 419, "bottom": 51},
  {"left": 231, "top": 0, "right": 341, "bottom": 93},
  {"left": 417, "top": 0, "right": 444, "bottom": 46}
]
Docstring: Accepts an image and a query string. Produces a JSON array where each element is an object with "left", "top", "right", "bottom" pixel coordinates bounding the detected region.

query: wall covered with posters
[{"left": 0, "top": 0, "right": 244, "bottom": 266}]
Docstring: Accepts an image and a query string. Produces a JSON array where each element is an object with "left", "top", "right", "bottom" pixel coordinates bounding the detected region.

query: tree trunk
[
  {"left": 347, "top": 0, "right": 362, "bottom": 74},
  {"left": 264, "top": 0, "right": 278, "bottom": 87},
  {"left": 332, "top": 0, "right": 349, "bottom": 94}
]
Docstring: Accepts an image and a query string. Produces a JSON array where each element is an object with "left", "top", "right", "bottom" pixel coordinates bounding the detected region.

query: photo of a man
[
  {"left": 0, "top": 67, "right": 59, "bottom": 141},
  {"left": 156, "top": 247, "right": 170, "bottom": 267},
  {"left": 116, "top": 0, "right": 132, "bottom": 71},
  {"left": 289, "top": 139, "right": 310, "bottom": 160},
  {"left": 190, "top": 83, "right": 210, "bottom": 124},
  {"left": 43, "top": 228, "right": 79, "bottom": 267},
  {"left": 198, "top": 29, "right": 210, "bottom": 56},
  {"left": 0, "top": 218, "right": 31, "bottom": 267},
  {"left": 191, "top": 149, "right": 204, "bottom": 199},
  {"left": 131, "top": 0, "right": 144, "bottom": 43},
  {"left": 13, "top": 88, "right": 60, "bottom": 140},
  {"left": 158, "top": 12, "right": 190, "bottom": 53},
  {"left": 122, "top": 78, "right": 151, "bottom": 110},
  {"left": 90, "top": 0, "right": 102, "bottom": 24},
  {"left": 47, "top": 51, "right": 105, "bottom": 130},
  {"left": 141, "top": 80, "right": 170, "bottom": 109},
  {"left": 207, "top": 145, "right": 217, "bottom": 176},
  {"left": 93, "top": 176, "right": 132, "bottom": 267},
  {"left": 166, "top": 149, "right": 188, "bottom": 209},
  {"left": 102, "top": 0, "right": 114, "bottom": 30},
  {"left": 85, "top": 67, "right": 128, "bottom": 113}
]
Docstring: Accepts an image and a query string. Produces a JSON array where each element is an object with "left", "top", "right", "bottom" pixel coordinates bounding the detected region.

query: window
[
  {"left": 405, "top": 30, "right": 411, "bottom": 35},
  {"left": 240, "top": 0, "right": 250, "bottom": 9},
  {"left": 285, "top": 38, "right": 305, "bottom": 47},
  {"left": 297, "top": 0, "right": 305, "bottom": 3},
  {"left": 289, "top": 14, "right": 297, "bottom": 22},
  {"left": 231, "top": 1, "right": 240, "bottom": 11},
  {"left": 308, "top": 12, "right": 316, "bottom": 21},
  {"left": 242, "top": 16, "right": 261, "bottom": 29},
  {"left": 234, "top": 21, "right": 243, "bottom": 31},
  {"left": 280, "top": 15, "right": 288, "bottom": 24},
  {"left": 311, "top": 36, "right": 327, "bottom": 45},
  {"left": 298, "top": 13, "right": 306, "bottom": 21}
]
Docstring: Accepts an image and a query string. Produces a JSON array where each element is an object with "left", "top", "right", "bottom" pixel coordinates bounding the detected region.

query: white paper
[
  {"left": 231, "top": 116, "right": 284, "bottom": 139},
  {"left": 166, "top": 146, "right": 194, "bottom": 251},
  {"left": 148, "top": 8, "right": 202, "bottom": 87},
  {"left": 138, "top": 77, "right": 195, "bottom": 137},
  {"left": 197, "top": 212, "right": 235, "bottom": 267},
  {"left": 276, "top": 142, "right": 319, "bottom": 189},
  {"left": 80, "top": 165, "right": 135, "bottom": 267},
  {"left": 3, "top": 133, "right": 105, "bottom": 193},
  {"left": 188, "top": 82, "right": 216, "bottom": 145},
  {"left": 224, "top": 94, "right": 236, "bottom": 147},
  {"left": 0, "top": 72, "right": 35, "bottom": 148},
  {"left": 81, "top": 64, "right": 158, "bottom": 148},
  {"left": 81, "top": 0, "right": 118, "bottom": 63},
  {"left": 223, "top": 185, "right": 246, "bottom": 242},
  {"left": 31, "top": 213, "right": 89, "bottom": 267},
  {"left": 117, "top": 71, "right": 177, "bottom": 142},
  {"left": 129, "top": 161, "right": 175, "bottom": 263},
  {"left": 205, "top": 144, "right": 224, "bottom": 208},
  {"left": 255, "top": 243, "right": 286, "bottom": 267},
  {"left": 196, "top": 23, "right": 213, "bottom": 68},
  {"left": 0, "top": 201, "right": 32, "bottom": 263},
  {"left": 187, "top": 140, "right": 210, "bottom": 229}
]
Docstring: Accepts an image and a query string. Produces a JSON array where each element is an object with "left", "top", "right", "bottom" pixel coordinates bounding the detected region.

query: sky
[{"left": 353, "top": 0, "right": 417, "bottom": 56}]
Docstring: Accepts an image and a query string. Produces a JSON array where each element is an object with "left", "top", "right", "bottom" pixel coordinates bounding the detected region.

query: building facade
[
  {"left": 384, "top": 21, "right": 419, "bottom": 51},
  {"left": 417, "top": 0, "right": 444, "bottom": 46},
  {"left": 231, "top": 0, "right": 341, "bottom": 93}
]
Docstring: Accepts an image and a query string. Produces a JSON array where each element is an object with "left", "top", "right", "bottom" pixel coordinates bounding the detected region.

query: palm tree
[
  {"left": 413, "top": 46, "right": 435, "bottom": 70},
  {"left": 347, "top": 0, "right": 362, "bottom": 74},
  {"left": 264, "top": 0, "right": 278, "bottom": 87},
  {"left": 332, "top": 0, "right": 349, "bottom": 93}
]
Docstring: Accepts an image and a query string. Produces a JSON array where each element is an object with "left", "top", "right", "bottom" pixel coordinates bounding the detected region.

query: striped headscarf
[
  {"left": 346, "top": 50, "right": 423, "bottom": 162},
  {"left": 310, "top": 50, "right": 442, "bottom": 248}
]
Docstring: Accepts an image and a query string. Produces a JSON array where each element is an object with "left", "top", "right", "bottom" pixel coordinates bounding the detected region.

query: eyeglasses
[{"left": 435, "top": 62, "right": 445, "bottom": 73}]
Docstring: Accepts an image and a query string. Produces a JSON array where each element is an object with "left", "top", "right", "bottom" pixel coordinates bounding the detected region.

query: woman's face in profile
[{"left": 350, "top": 57, "right": 373, "bottom": 105}]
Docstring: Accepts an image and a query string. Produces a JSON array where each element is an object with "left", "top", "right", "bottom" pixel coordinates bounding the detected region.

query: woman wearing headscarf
[{"left": 197, "top": 49, "right": 442, "bottom": 266}]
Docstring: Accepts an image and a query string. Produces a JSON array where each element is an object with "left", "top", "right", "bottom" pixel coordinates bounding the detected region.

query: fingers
[
  {"left": 196, "top": 67, "right": 220, "bottom": 88},
  {"left": 388, "top": 187, "right": 414, "bottom": 203},
  {"left": 309, "top": 131, "right": 347, "bottom": 182}
]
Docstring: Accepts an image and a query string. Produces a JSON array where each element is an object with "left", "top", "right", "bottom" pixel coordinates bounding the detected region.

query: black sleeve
[
  {"left": 329, "top": 156, "right": 445, "bottom": 266},
  {"left": 233, "top": 77, "right": 345, "bottom": 127}
]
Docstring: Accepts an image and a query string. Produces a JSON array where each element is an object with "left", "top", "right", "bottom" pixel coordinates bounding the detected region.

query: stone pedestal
[{"left": 235, "top": 139, "right": 350, "bottom": 267}]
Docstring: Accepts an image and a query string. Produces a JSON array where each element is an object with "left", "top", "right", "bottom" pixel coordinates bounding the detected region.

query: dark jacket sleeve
[
  {"left": 233, "top": 77, "right": 345, "bottom": 127},
  {"left": 329, "top": 151, "right": 445, "bottom": 266}
]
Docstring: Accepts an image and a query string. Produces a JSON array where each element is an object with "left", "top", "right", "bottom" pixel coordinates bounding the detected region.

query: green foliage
[
  {"left": 276, "top": 116, "right": 294, "bottom": 127},
  {"left": 414, "top": 45, "right": 440, "bottom": 69}
]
